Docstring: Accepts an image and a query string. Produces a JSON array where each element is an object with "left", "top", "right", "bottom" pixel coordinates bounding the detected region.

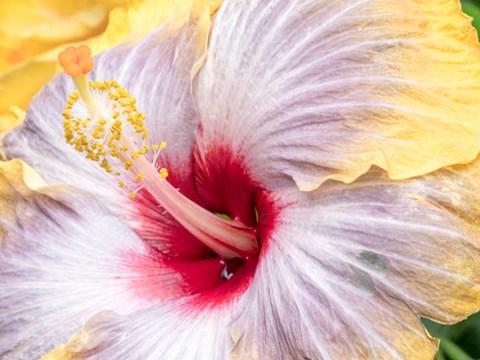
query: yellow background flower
[{"left": 0, "top": 0, "right": 221, "bottom": 133}]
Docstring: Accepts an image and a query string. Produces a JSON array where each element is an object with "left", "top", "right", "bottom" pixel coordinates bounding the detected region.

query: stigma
[{"left": 58, "top": 45, "right": 258, "bottom": 260}]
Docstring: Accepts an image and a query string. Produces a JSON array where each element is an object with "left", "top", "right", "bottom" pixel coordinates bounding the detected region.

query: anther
[{"left": 159, "top": 168, "right": 169, "bottom": 179}]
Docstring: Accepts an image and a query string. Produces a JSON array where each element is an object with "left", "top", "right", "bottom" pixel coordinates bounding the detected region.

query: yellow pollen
[
  {"left": 138, "top": 145, "right": 149, "bottom": 155},
  {"left": 131, "top": 152, "right": 140, "bottom": 160},
  {"left": 129, "top": 192, "right": 136, "bottom": 199},
  {"left": 159, "top": 168, "right": 169, "bottom": 179},
  {"left": 62, "top": 78, "right": 149, "bottom": 171},
  {"left": 59, "top": 44, "right": 170, "bottom": 200}
]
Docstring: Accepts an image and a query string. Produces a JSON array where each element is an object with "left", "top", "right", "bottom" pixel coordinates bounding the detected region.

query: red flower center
[{"left": 129, "top": 142, "right": 279, "bottom": 308}]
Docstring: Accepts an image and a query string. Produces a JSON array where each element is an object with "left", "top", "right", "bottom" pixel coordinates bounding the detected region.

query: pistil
[
  {"left": 123, "top": 137, "right": 257, "bottom": 259},
  {"left": 58, "top": 45, "right": 258, "bottom": 260},
  {"left": 58, "top": 46, "right": 97, "bottom": 112}
]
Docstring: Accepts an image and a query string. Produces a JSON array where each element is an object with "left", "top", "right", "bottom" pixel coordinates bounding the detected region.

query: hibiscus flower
[{"left": 1, "top": 0, "right": 480, "bottom": 359}]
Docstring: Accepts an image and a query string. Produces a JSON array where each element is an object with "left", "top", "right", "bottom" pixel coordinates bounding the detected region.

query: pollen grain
[{"left": 59, "top": 45, "right": 168, "bottom": 192}]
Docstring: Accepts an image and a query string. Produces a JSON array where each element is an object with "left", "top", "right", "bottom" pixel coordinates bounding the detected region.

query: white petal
[
  {"left": 195, "top": 0, "right": 480, "bottom": 191},
  {"left": 37, "top": 161, "right": 480, "bottom": 359},
  {"left": 0, "top": 173, "right": 186, "bottom": 359},
  {"left": 229, "top": 164, "right": 480, "bottom": 358},
  {"left": 43, "top": 304, "right": 233, "bottom": 360}
]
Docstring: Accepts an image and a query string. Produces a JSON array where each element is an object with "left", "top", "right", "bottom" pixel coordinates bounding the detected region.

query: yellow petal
[
  {"left": 87, "top": 0, "right": 211, "bottom": 52},
  {"left": 0, "top": 107, "right": 25, "bottom": 134},
  {"left": 40, "top": 329, "right": 88, "bottom": 360},
  {"left": 373, "top": 0, "right": 480, "bottom": 181},
  {"left": 0, "top": 160, "right": 46, "bottom": 232},
  {"left": 0, "top": 0, "right": 125, "bottom": 72},
  {"left": 208, "top": 0, "right": 222, "bottom": 15},
  {"left": 0, "top": 60, "right": 56, "bottom": 133},
  {"left": 0, "top": 160, "right": 46, "bottom": 191},
  {"left": 0, "top": 159, "right": 46, "bottom": 244}
]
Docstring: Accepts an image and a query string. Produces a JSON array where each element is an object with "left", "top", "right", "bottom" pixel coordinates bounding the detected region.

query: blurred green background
[
  {"left": 422, "top": 3, "right": 480, "bottom": 359},
  {"left": 462, "top": 0, "right": 480, "bottom": 37}
]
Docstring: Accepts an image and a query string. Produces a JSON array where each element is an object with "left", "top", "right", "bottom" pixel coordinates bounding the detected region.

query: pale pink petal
[
  {"left": 195, "top": 0, "right": 480, "bottom": 191},
  {"left": 229, "top": 163, "right": 480, "bottom": 358},
  {"left": 0, "top": 168, "right": 187, "bottom": 359},
  {"left": 44, "top": 304, "right": 234, "bottom": 360},
  {"left": 39, "top": 161, "right": 480, "bottom": 359}
]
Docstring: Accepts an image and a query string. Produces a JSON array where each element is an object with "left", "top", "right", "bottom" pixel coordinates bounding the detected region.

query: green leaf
[
  {"left": 462, "top": 0, "right": 480, "bottom": 38},
  {"left": 440, "top": 339, "right": 474, "bottom": 360}
]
